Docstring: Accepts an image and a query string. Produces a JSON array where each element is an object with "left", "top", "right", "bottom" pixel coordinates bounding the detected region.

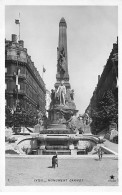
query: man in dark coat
[{"left": 52, "top": 152, "right": 58, "bottom": 168}]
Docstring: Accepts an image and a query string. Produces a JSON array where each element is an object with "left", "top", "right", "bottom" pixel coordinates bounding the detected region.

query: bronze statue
[
  {"left": 70, "top": 89, "right": 74, "bottom": 101},
  {"left": 56, "top": 80, "right": 66, "bottom": 105},
  {"left": 58, "top": 47, "right": 66, "bottom": 74},
  {"left": 51, "top": 89, "right": 56, "bottom": 105}
]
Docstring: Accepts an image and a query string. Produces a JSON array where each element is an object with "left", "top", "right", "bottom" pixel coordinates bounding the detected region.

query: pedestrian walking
[
  {"left": 52, "top": 152, "right": 58, "bottom": 168},
  {"left": 97, "top": 146, "right": 103, "bottom": 160}
]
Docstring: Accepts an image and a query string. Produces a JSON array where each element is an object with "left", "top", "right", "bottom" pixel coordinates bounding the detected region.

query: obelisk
[
  {"left": 48, "top": 17, "right": 77, "bottom": 127},
  {"left": 55, "top": 18, "right": 71, "bottom": 89}
]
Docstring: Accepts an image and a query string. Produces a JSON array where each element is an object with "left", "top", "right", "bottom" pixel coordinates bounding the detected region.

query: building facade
[
  {"left": 5, "top": 34, "right": 46, "bottom": 117},
  {"left": 85, "top": 38, "right": 118, "bottom": 133}
]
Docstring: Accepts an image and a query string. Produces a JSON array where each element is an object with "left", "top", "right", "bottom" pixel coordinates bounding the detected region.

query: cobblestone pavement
[{"left": 6, "top": 156, "right": 118, "bottom": 186}]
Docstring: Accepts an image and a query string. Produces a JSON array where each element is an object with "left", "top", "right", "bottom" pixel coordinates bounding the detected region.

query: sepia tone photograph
[{"left": 1, "top": 0, "right": 120, "bottom": 189}]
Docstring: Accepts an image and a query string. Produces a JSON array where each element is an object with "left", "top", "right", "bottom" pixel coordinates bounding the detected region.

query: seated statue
[
  {"left": 66, "top": 114, "right": 84, "bottom": 134},
  {"left": 60, "top": 109, "right": 73, "bottom": 121}
]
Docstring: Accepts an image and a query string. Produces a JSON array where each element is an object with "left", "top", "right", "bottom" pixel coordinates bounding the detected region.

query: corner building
[{"left": 5, "top": 34, "right": 46, "bottom": 115}]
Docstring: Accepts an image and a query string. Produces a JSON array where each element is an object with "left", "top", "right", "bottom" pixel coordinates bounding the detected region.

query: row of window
[
  {"left": 5, "top": 80, "right": 45, "bottom": 102},
  {"left": 26, "top": 69, "right": 45, "bottom": 99},
  {"left": 27, "top": 58, "right": 44, "bottom": 88},
  {"left": 5, "top": 64, "right": 45, "bottom": 97},
  {"left": 5, "top": 65, "right": 25, "bottom": 75}
]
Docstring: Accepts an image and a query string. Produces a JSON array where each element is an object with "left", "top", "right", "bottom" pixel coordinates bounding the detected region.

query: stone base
[
  {"left": 39, "top": 145, "right": 45, "bottom": 150},
  {"left": 48, "top": 123, "right": 67, "bottom": 130},
  {"left": 37, "top": 149, "right": 43, "bottom": 155},
  {"left": 55, "top": 80, "right": 71, "bottom": 89},
  {"left": 48, "top": 105, "right": 78, "bottom": 128},
  {"left": 71, "top": 149, "right": 77, "bottom": 155}
]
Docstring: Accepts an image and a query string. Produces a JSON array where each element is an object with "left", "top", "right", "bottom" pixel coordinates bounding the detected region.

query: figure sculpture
[
  {"left": 56, "top": 80, "right": 66, "bottom": 105},
  {"left": 58, "top": 47, "right": 66, "bottom": 74},
  {"left": 51, "top": 89, "right": 56, "bottom": 105},
  {"left": 70, "top": 89, "right": 74, "bottom": 101}
]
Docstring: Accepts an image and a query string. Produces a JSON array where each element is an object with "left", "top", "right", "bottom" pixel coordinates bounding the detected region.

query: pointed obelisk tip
[
  {"left": 60, "top": 17, "right": 66, "bottom": 23},
  {"left": 59, "top": 17, "right": 67, "bottom": 27}
]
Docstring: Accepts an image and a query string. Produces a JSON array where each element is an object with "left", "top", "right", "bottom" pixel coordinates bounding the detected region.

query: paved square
[{"left": 6, "top": 156, "right": 118, "bottom": 186}]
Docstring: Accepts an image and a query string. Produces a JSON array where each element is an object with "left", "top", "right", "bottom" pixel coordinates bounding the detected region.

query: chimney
[
  {"left": 19, "top": 40, "right": 24, "bottom": 47},
  {"left": 98, "top": 75, "right": 100, "bottom": 82},
  {"left": 11, "top": 34, "right": 17, "bottom": 43}
]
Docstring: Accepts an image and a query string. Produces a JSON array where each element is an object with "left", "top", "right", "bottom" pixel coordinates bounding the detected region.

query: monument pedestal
[
  {"left": 71, "top": 149, "right": 77, "bottom": 155},
  {"left": 69, "top": 144, "right": 77, "bottom": 155},
  {"left": 38, "top": 145, "right": 45, "bottom": 155}
]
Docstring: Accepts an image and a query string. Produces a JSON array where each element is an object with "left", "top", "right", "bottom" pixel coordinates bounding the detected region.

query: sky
[{"left": 5, "top": 5, "right": 118, "bottom": 114}]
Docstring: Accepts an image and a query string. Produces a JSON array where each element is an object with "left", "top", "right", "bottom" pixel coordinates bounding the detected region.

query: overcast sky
[{"left": 5, "top": 5, "right": 118, "bottom": 114}]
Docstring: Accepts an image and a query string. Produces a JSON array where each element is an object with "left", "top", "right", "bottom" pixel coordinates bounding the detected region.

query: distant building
[{"left": 5, "top": 34, "right": 46, "bottom": 116}]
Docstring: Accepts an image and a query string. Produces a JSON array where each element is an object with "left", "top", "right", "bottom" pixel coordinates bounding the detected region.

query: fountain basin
[{"left": 15, "top": 133, "right": 105, "bottom": 155}]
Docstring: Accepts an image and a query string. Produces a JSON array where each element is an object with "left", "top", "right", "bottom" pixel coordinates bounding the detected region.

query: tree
[
  {"left": 5, "top": 104, "right": 38, "bottom": 130},
  {"left": 90, "top": 90, "right": 118, "bottom": 134},
  {"left": 5, "top": 106, "right": 14, "bottom": 127}
]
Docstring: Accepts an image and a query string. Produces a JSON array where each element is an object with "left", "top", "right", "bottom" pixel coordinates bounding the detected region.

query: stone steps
[
  {"left": 43, "top": 150, "right": 71, "bottom": 155},
  {"left": 45, "top": 146, "right": 69, "bottom": 150}
]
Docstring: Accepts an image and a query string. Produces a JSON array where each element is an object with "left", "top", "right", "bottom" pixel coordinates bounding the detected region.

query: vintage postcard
[{"left": 0, "top": 0, "right": 122, "bottom": 192}]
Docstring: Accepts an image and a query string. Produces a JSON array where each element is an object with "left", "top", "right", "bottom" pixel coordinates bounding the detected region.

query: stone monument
[
  {"left": 48, "top": 18, "right": 78, "bottom": 131},
  {"left": 16, "top": 18, "right": 105, "bottom": 155}
]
